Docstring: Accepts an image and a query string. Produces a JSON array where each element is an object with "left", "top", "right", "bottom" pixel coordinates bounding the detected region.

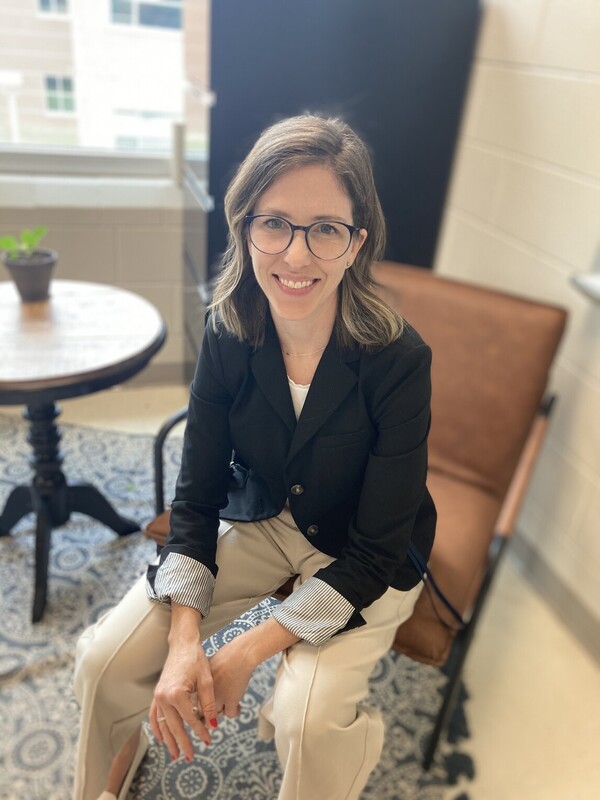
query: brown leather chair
[{"left": 144, "top": 262, "right": 567, "bottom": 768}]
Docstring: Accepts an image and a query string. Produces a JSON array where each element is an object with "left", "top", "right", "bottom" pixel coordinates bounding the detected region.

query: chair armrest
[
  {"left": 494, "top": 394, "right": 555, "bottom": 539},
  {"left": 154, "top": 406, "right": 188, "bottom": 514}
]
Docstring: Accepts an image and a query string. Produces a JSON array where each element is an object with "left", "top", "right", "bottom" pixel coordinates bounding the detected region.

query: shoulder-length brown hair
[{"left": 209, "top": 114, "right": 403, "bottom": 349}]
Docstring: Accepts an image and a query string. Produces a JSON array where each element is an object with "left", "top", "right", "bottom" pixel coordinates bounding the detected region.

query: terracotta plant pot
[{"left": 2, "top": 248, "right": 58, "bottom": 302}]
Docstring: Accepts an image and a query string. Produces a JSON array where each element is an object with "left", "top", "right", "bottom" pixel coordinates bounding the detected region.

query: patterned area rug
[{"left": 0, "top": 414, "right": 474, "bottom": 800}]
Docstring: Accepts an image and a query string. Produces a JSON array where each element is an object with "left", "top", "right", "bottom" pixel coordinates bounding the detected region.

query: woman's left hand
[
  {"left": 209, "top": 618, "right": 300, "bottom": 720},
  {"left": 209, "top": 638, "right": 254, "bottom": 718}
]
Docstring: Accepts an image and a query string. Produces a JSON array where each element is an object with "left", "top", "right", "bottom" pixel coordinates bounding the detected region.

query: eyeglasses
[{"left": 245, "top": 214, "right": 361, "bottom": 261}]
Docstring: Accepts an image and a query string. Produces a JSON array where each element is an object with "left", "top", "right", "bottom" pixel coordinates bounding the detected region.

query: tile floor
[{"left": 3, "top": 383, "right": 599, "bottom": 800}]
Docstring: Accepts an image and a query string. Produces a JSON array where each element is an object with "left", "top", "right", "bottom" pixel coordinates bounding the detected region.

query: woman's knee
[
  {"left": 74, "top": 603, "right": 165, "bottom": 705},
  {"left": 271, "top": 669, "right": 353, "bottom": 744},
  {"left": 74, "top": 619, "right": 126, "bottom": 704}
]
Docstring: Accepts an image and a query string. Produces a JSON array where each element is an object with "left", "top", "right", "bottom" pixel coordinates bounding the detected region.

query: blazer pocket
[{"left": 315, "top": 428, "right": 372, "bottom": 449}]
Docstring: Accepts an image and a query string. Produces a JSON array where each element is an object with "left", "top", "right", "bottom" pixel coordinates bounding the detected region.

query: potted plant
[{"left": 0, "top": 226, "right": 58, "bottom": 302}]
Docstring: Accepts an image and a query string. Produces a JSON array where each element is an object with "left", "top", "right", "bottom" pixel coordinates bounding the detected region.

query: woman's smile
[{"left": 274, "top": 274, "right": 320, "bottom": 293}]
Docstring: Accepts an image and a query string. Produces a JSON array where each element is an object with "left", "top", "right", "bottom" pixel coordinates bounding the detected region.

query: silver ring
[
  {"left": 157, "top": 716, "right": 167, "bottom": 723},
  {"left": 191, "top": 706, "right": 199, "bottom": 717}
]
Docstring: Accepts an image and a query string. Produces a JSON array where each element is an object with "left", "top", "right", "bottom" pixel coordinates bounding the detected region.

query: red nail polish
[
  {"left": 185, "top": 756, "right": 191, "bottom": 763},
  {"left": 210, "top": 717, "right": 218, "bottom": 728}
]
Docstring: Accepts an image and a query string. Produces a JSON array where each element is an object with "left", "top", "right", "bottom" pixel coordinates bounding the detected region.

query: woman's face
[{"left": 248, "top": 164, "right": 367, "bottom": 331}]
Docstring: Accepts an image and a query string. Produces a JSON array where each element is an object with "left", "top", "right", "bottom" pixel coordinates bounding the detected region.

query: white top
[{"left": 288, "top": 376, "right": 310, "bottom": 420}]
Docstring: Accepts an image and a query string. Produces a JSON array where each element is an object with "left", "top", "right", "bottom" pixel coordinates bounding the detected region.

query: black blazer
[{"left": 162, "top": 312, "right": 436, "bottom": 627}]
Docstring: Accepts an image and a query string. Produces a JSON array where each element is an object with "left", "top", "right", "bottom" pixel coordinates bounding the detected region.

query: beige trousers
[{"left": 73, "top": 511, "right": 422, "bottom": 800}]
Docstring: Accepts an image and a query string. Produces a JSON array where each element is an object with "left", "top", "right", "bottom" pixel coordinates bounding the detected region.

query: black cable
[{"left": 407, "top": 542, "right": 466, "bottom": 629}]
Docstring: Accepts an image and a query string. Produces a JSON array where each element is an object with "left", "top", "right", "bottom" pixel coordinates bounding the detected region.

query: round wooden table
[{"left": 0, "top": 280, "right": 167, "bottom": 622}]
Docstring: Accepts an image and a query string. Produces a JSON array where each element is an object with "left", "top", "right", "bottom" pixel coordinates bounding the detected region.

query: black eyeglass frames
[{"left": 245, "top": 214, "right": 361, "bottom": 261}]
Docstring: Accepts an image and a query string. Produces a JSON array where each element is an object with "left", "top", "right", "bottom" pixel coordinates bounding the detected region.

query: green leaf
[
  {"left": 20, "top": 229, "right": 37, "bottom": 249},
  {"left": 0, "top": 235, "right": 19, "bottom": 250},
  {"left": 20, "top": 227, "right": 46, "bottom": 253}
]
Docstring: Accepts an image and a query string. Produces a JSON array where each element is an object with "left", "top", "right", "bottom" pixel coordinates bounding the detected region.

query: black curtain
[{"left": 207, "top": 0, "right": 480, "bottom": 275}]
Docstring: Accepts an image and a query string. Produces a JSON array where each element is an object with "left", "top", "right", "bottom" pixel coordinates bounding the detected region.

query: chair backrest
[{"left": 372, "top": 262, "right": 567, "bottom": 499}]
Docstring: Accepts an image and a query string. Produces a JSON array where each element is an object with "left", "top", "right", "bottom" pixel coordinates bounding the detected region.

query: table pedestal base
[{"left": 0, "top": 402, "right": 139, "bottom": 622}]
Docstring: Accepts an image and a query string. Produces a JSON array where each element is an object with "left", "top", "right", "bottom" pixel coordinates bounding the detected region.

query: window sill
[{"left": 0, "top": 174, "right": 183, "bottom": 209}]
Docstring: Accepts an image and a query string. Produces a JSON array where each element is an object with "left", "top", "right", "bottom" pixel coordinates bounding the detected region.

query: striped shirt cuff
[
  {"left": 271, "top": 577, "right": 355, "bottom": 646},
  {"left": 146, "top": 552, "right": 215, "bottom": 619}
]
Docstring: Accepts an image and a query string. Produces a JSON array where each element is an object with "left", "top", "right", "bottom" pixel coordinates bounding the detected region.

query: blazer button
[
  {"left": 307, "top": 524, "right": 319, "bottom": 536},
  {"left": 291, "top": 484, "right": 304, "bottom": 495}
]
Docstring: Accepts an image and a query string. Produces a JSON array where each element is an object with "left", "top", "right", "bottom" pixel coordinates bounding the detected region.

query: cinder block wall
[
  {"left": 0, "top": 204, "right": 184, "bottom": 383},
  {"left": 435, "top": 0, "right": 600, "bottom": 650}
]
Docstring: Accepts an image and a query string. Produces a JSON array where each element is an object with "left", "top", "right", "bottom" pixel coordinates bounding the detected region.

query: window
[
  {"left": 114, "top": 108, "right": 180, "bottom": 153},
  {"left": 0, "top": 0, "right": 199, "bottom": 168},
  {"left": 39, "top": 0, "right": 69, "bottom": 12},
  {"left": 111, "top": 0, "right": 182, "bottom": 30},
  {"left": 45, "top": 75, "right": 75, "bottom": 113}
]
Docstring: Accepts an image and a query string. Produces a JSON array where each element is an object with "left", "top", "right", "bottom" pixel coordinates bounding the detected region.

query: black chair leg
[
  {"left": 422, "top": 533, "right": 509, "bottom": 770},
  {"left": 423, "top": 630, "right": 470, "bottom": 769}
]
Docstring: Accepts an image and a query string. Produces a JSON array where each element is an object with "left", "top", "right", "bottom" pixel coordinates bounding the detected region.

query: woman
[{"left": 73, "top": 114, "right": 436, "bottom": 800}]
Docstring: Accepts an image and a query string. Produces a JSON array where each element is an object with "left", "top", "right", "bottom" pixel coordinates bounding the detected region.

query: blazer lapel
[
  {"left": 251, "top": 319, "right": 296, "bottom": 433},
  {"left": 287, "top": 341, "right": 360, "bottom": 463}
]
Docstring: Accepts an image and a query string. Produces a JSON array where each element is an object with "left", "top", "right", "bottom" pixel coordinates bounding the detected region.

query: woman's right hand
[{"left": 150, "top": 603, "right": 219, "bottom": 761}]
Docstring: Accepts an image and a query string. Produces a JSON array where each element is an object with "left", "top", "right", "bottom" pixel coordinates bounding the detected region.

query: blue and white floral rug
[{"left": 0, "top": 414, "right": 474, "bottom": 800}]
